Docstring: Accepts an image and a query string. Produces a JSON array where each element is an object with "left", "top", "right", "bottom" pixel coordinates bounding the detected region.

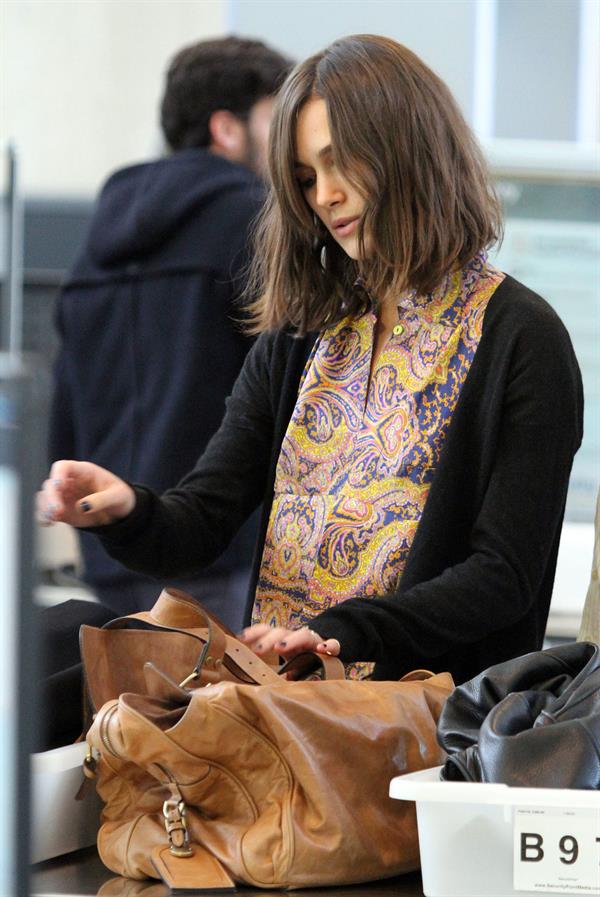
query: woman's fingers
[
  {"left": 36, "top": 479, "right": 59, "bottom": 525},
  {"left": 36, "top": 460, "right": 80, "bottom": 522},
  {"left": 241, "top": 624, "right": 328, "bottom": 658},
  {"left": 74, "top": 482, "right": 136, "bottom": 526},
  {"left": 36, "top": 460, "right": 136, "bottom": 528},
  {"left": 315, "top": 638, "right": 341, "bottom": 657},
  {"left": 272, "top": 627, "right": 323, "bottom": 657},
  {"left": 240, "top": 624, "right": 289, "bottom": 654}
]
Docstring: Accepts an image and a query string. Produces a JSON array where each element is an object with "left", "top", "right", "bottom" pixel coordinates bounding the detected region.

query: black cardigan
[{"left": 98, "top": 276, "right": 584, "bottom": 683}]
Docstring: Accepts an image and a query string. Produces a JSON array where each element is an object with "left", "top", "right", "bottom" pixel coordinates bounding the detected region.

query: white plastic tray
[
  {"left": 390, "top": 766, "right": 600, "bottom": 897},
  {"left": 31, "top": 742, "right": 101, "bottom": 864}
]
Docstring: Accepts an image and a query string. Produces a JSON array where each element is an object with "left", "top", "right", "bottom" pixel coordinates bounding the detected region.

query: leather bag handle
[
  {"left": 103, "top": 591, "right": 229, "bottom": 687},
  {"left": 99, "top": 587, "right": 345, "bottom": 686},
  {"left": 107, "top": 587, "right": 237, "bottom": 637}
]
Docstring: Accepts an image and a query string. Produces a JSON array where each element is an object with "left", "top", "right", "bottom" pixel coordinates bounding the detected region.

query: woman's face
[{"left": 294, "top": 97, "right": 366, "bottom": 261}]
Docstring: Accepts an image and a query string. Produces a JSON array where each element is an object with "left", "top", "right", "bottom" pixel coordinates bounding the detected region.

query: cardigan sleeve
[
  {"left": 94, "top": 333, "right": 277, "bottom": 578},
  {"left": 312, "top": 304, "right": 584, "bottom": 672}
]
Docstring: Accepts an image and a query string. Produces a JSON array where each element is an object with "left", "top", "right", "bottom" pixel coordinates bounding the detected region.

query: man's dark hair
[{"left": 161, "top": 36, "right": 292, "bottom": 151}]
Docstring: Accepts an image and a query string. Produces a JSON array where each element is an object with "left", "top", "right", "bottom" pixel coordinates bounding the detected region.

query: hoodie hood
[{"left": 86, "top": 149, "right": 261, "bottom": 268}]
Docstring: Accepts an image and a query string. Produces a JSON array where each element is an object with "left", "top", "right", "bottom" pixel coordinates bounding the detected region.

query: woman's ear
[{"left": 208, "top": 110, "right": 247, "bottom": 161}]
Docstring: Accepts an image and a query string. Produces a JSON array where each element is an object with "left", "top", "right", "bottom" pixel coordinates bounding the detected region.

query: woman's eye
[{"left": 297, "top": 175, "right": 315, "bottom": 191}]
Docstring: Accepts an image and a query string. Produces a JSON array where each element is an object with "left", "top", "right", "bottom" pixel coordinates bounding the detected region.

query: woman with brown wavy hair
[
  {"left": 248, "top": 34, "right": 501, "bottom": 335},
  {"left": 39, "top": 35, "right": 582, "bottom": 684}
]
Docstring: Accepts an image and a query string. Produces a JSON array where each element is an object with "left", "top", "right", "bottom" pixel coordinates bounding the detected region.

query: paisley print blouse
[{"left": 253, "top": 254, "right": 505, "bottom": 673}]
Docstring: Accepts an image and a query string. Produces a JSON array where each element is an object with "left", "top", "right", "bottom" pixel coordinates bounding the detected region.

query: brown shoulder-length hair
[{"left": 247, "top": 34, "right": 502, "bottom": 334}]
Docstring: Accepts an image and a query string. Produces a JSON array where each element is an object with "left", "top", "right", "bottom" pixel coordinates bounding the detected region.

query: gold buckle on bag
[{"left": 163, "top": 798, "right": 194, "bottom": 858}]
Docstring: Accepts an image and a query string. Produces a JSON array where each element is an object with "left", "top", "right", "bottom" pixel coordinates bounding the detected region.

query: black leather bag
[{"left": 437, "top": 641, "right": 600, "bottom": 789}]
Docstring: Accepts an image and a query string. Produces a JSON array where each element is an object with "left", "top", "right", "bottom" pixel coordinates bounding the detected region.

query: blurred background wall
[
  {"left": 2, "top": 0, "right": 598, "bottom": 197},
  {"left": 1, "top": 0, "right": 227, "bottom": 196}
]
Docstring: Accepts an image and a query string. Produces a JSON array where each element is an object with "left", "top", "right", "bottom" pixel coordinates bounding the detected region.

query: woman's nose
[{"left": 316, "top": 175, "right": 344, "bottom": 209}]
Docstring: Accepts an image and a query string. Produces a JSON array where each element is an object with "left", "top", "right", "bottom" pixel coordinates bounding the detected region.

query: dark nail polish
[
  {"left": 256, "top": 643, "right": 263, "bottom": 650},
  {"left": 278, "top": 640, "right": 287, "bottom": 648},
  {"left": 80, "top": 500, "right": 91, "bottom": 512}
]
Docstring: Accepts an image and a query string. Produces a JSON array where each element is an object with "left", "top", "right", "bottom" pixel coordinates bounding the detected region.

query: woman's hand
[
  {"left": 240, "top": 623, "right": 341, "bottom": 659},
  {"left": 36, "top": 460, "right": 136, "bottom": 528}
]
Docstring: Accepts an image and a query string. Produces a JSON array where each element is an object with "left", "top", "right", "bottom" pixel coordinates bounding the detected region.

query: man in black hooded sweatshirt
[{"left": 49, "top": 37, "right": 291, "bottom": 626}]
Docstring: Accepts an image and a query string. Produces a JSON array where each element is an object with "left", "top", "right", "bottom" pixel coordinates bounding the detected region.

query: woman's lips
[{"left": 332, "top": 217, "right": 359, "bottom": 237}]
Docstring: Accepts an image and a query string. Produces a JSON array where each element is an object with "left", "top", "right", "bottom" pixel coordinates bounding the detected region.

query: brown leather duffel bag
[{"left": 82, "top": 588, "right": 453, "bottom": 891}]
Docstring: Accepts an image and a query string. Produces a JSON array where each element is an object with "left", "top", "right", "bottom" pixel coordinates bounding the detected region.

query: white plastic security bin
[
  {"left": 390, "top": 766, "right": 600, "bottom": 897},
  {"left": 31, "top": 742, "right": 101, "bottom": 863}
]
